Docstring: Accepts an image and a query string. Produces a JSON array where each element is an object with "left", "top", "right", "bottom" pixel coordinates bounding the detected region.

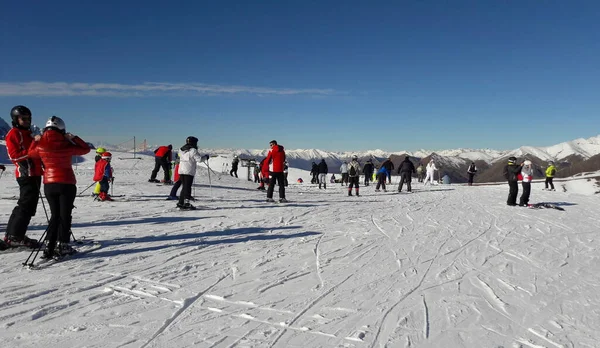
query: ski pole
[
  {"left": 205, "top": 160, "right": 213, "bottom": 199},
  {"left": 78, "top": 182, "right": 96, "bottom": 196},
  {"left": 23, "top": 226, "right": 48, "bottom": 267}
]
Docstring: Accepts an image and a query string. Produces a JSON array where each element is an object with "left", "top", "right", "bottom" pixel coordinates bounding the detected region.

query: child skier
[
  {"left": 92, "top": 147, "right": 106, "bottom": 197},
  {"left": 93, "top": 152, "right": 113, "bottom": 201}
]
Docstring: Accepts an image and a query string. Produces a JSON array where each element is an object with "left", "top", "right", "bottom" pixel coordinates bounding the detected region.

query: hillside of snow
[{"left": 1, "top": 149, "right": 599, "bottom": 347}]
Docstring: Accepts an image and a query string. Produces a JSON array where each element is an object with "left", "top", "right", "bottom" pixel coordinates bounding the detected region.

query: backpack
[{"left": 349, "top": 165, "right": 357, "bottom": 176}]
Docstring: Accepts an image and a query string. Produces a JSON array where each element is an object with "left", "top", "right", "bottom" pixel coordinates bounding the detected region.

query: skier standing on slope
[
  {"left": 93, "top": 152, "right": 114, "bottom": 201},
  {"left": 381, "top": 157, "right": 395, "bottom": 184},
  {"left": 416, "top": 163, "right": 425, "bottom": 182},
  {"left": 318, "top": 159, "right": 328, "bottom": 189},
  {"left": 310, "top": 162, "right": 319, "bottom": 184},
  {"left": 149, "top": 144, "right": 173, "bottom": 184},
  {"left": 3, "top": 105, "right": 43, "bottom": 249},
  {"left": 28, "top": 116, "right": 90, "bottom": 258},
  {"left": 339, "top": 161, "right": 349, "bottom": 186},
  {"left": 397, "top": 156, "right": 416, "bottom": 192},
  {"left": 423, "top": 160, "right": 438, "bottom": 185},
  {"left": 230, "top": 155, "right": 239, "bottom": 178},
  {"left": 177, "top": 136, "right": 209, "bottom": 210},
  {"left": 257, "top": 158, "right": 267, "bottom": 190},
  {"left": 519, "top": 160, "right": 534, "bottom": 206},
  {"left": 362, "top": 159, "right": 374, "bottom": 186},
  {"left": 375, "top": 165, "right": 388, "bottom": 192},
  {"left": 92, "top": 147, "right": 106, "bottom": 198},
  {"left": 467, "top": 162, "right": 477, "bottom": 186},
  {"left": 347, "top": 155, "right": 361, "bottom": 196},
  {"left": 503, "top": 156, "right": 523, "bottom": 206},
  {"left": 264, "top": 140, "right": 287, "bottom": 203},
  {"left": 545, "top": 161, "right": 556, "bottom": 191}
]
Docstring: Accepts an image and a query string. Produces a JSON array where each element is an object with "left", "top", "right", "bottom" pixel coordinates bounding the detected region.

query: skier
[
  {"left": 363, "top": 159, "right": 374, "bottom": 186},
  {"left": 92, "top": 147, "right": 106, "bottom": 197},
  {"left": 519, "top": 160, "right": 534, "bottom": 206},
  {"left": 397, "top": 156, "right": 416, "bottom": 192},
  {"left": 3, "top": 105, "right": 43, "bottom": 249},
  {"left": 467, "top": 162, "right": 477, "bottom": 186},
  {"left": 347, "top": 155, "right": 361, "bottom": 196},
  {"left": 381, "top": 157, "right": 395, "bottom": 184},
  {"left": 545, "top": 161, "right": 556, "bottom": 191},
  {"left": 310, "top": 162, "right": 319, "bottom": 184},
  {"left": 423, "top": 160, "right": 438, "bottom": 185},
  {"left": 28, "top": 116, "right": 90, "bottom": 257},
  {"left": 375, "top": 165, "right": 388, "bottom": 192},
  {"left": 93, "top": 151, "right": 114, "bottom": 201},
  {"left": 416, "top": 163, "right": 425, "bottom": 183},
  {"left": 149, "top": 144, "right": 173, "bottom": 184},
  {"left": 503, "top": 156, "right": 523, "bottom": 206},
  {"left": 264, "top": 140, "right": 287, "bottom": 203},
  {"left": 339, "top": 161, "right": 349, "bottom": 186},
  {"left": 257, "top": 158, "right": 267, "bottom": 190},
  {"left": 318, "top": 159, "right": 328, "bottom": 189},
  {"left": 177, "top": 136, "right": 209, "bottom": 210},
  {"left": 230, "top": 155, "right": 239, "bottom": 178}
]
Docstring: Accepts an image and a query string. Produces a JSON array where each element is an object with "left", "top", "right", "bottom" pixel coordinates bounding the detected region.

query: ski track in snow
[{"left": 1, "top": 151, "right": 599, "bottom": 347}]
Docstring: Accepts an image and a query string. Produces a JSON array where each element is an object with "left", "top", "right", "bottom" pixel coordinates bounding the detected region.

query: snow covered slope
[{"left": 1, "top": 150, "right": 599, "bottom": 347}]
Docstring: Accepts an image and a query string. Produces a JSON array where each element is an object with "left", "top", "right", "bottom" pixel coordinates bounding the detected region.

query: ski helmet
[
  {"left": 548, "top": 161, "right": 554, "bottom": 165},
  {"left": 45, "top": 116, "right": 66, "bottom": 133},
  {"left": 186, "top": 136, "right": 198, "bottom": 148},
  {"left": 101, "top": 152, "right": 112, "bottom": 160},
  {"left": 508, "top": 156, "right": 517, "bottom": 164},
  {"left": 352, "top": 155, "right": 358, "bottom": 160},
  {"left": 10, "top": 105, "right": 32, "bottom": 127},
  {"left": 96, "top": 147, "right": 106, "bottom": 154}
]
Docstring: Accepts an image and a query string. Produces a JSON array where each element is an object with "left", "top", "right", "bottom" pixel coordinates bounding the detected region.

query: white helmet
[
  {"left": 524, "top": 160, "right": 532, "bottom": 166},
  {"left": 352, "top": 155, "right": 358, "bottom": 160},
  {"left": 45, "top": 116, "right": 66, "bottom": 132}
]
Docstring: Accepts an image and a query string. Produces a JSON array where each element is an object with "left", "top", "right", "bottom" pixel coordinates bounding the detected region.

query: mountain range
[{"left": 1, "top": 116, "right": 599, "bottom": 183}]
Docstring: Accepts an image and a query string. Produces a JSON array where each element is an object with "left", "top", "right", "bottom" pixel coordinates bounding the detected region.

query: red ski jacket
[
  {"left": 154, "top": 146, "right": 172, "bottom": 161},
  {"left": 5, "top": 127, "right": 43, "bottom": 178},
  {"left": 93, "top": 159, "right": 113, "bottom": 182},
  {"left": 264, "top": 144, "right": 286, "bottom": 173},
  {"left": 28, "top": 129, "right": 90, "bottom": 184}
]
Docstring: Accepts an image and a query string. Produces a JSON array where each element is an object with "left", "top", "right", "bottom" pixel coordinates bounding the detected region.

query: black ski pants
[
  {"left": 376, "top": 174, "right": 386, "bottom": 191},
  {"left": 151, "top": 157, "right": 170, "bottom": 181},
  {"left": 5, "top": 176, "right": 41, "bottom": 240},
  {"left": 178, "top": 174, "right": 194, "bottom": 206},
  {"left": 398, "top": 172, "right": 412, "bottom": 192},
  {"left": 349, "top": 176, "right": 360, "bottom": 190},
  {"left": 230, "top": 165, "right": 238, "bottom": 178},
  {"left": 44, "top": 183, "right": 77, "bottom": 248},
  {"left": 507, "top": 181, "right": 518, "bottom": 205},
  {"left": 467, "top": 173, "right": 475, "bottom": 186},
  {"left": 519, "top": 182, "right": 531, "bottom": 206},
  {"left": 341, "top": 173, "right": 349, "bottom": 186},
  {"left": 267, "top": 172, "right": 286, "bottom": 199},
  {"left": 364, "top": 173, "right": 372, "bottom": 186},
  {"left": 545, "top": 177, "right": 554, "bottom": 190}
]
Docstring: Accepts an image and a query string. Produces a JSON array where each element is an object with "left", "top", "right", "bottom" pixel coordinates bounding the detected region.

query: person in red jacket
[
  {"left": 93, "top": 152, "right": 114, "bottom": 201},
  {"left": 264, "top": 140, "right": 287, "bottom": 203},
  {"left": 149, "top": 145, "right": 173, "bottom": 183},
  {"left": 28, "top": 116, "right": 90, "bottom": 257},
  {"left": 3, "top": 105, "right": 44, "bottom": 249}
]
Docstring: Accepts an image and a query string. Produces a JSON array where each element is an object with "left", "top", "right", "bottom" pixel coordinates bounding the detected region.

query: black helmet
[
  {"left": 508, "top": 156, "right": 517, "bottom": 164},
  {"left": 186, "top": 136, "right": 198, "bottom": 148},
  {"left": 10, "top": 105, "right": 32, "bottom": 127}
]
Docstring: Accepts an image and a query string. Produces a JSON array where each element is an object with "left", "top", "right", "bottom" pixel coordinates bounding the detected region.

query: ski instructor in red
[{"left": 263, "top": 140, "right": 287, "bottom": 203}]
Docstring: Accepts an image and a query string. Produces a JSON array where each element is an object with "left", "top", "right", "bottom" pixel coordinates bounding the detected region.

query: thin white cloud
[{"left": 0, "top": 81, "right": 339, "bottom": 97}]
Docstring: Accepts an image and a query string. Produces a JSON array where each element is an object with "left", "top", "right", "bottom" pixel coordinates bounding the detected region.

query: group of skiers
[{"left": 502, "top": 157, "right": 557, "bottom": 207}]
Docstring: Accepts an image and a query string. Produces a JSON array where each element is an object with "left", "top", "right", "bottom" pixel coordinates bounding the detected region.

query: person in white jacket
[
  {"left": 177, "top": 136, "right": 209, "bottom": 210},
  {"left": 519, "top": 160, "right": 534, "bottom": 206},
  {"left": 339, "top": 161, "right": 349, "bottom": 186},
  {"left": 423, "top": 160, "right": 438, "bottom": 185}
]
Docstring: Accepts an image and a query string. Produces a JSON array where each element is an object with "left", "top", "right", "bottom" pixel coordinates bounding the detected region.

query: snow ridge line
[
  {"left": 140, "top": 274, "right": 228, "bottom": 348},
  {"left": 314, "top": 234, "right": 325, "bottom": 289},
  {"left": 267, "top": 273, "right": 353, "bottom": 348}
]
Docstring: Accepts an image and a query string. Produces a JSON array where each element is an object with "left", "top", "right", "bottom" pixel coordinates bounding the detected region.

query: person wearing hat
[
  {"left": 504, "top": 156, "right": 523, "bottom": 206},
  {"left": 339, "top": 161, "right": 349, "bottom": 186},
  {"left": 149, "top": 144, "right": 173, "bottom": 184},
  {"left": 545, "top": 161, "right": 556, "bottom": 191},
  {"left": 28, "top": 116, "right": 90, "bottom": 257},
  {"left": 519, "top": 160, "right": 534, "bottom": 206},
  {"left": 381, "top": 156, "right": 395, "bottom": 185},
  {"left": 230, "top": 155, "right": 239, "bottom": 178},
  {"left": 348, "top": 155, "right": 361, "bottom": 196},
  {"left": 91, "top": 147, "right": 107, "bottom": 197},
  {"left": 362, "top": 159, "right": 374, "bottom": 186},
  {"left": 93, "top": 151, "right": 114, "bottom": 201}
]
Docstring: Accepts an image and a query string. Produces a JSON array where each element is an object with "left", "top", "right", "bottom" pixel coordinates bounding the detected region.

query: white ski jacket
[
  {"left": 426, "top": 161, "right": 437, "bottom": 174},
  {"left": 178, "top": 148, "right": 208, "bottom": 176},
  {"left": 340, "top": 163, "right": 348, "bottom": 174}
]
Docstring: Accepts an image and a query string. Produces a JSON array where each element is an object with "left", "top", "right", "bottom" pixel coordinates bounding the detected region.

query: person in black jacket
[
  {"left": 397, "top": 156, "right": 416, "bottom": 192},
  {"left": 504, "top": 156, "right": 523, "bottom": 206},
  {"left": 363, "top": 160, "right": 374, "bottom": 186},
  {"left": 467, "top": 162, "right": 477, "bottom": 186},
  {"left": 310, "top": 162, "right": 319, "bottom": 184},
  {"left": 381, "top": 157, "right": 395, "bottom": 184},
  {"left": 230, "top": 155, "right": 239, "bottom": 178},
  {"left": 318, "top": 159, "right": 328, "bottom": 189}
]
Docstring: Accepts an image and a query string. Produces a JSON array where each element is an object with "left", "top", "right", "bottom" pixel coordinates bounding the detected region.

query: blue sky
[{"left": 1, "top": 1, "right": 599, "bottom": 152}]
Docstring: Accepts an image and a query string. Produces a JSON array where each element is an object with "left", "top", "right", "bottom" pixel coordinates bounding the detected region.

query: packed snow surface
[{"left": 1, "top": 150, "right": 599, "bottom": 348}]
